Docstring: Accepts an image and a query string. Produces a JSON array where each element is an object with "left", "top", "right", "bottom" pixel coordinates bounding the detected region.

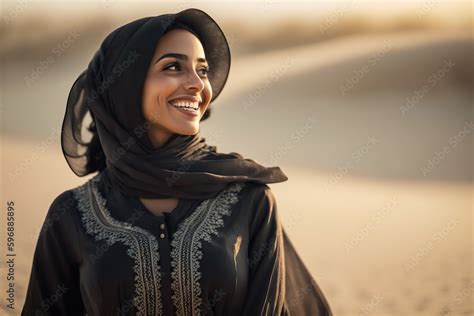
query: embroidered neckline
[
  {"left": 73, "top": 173, "right": 163, "bottom": 315},
  {"left": 73, "top": 172, "right": 245, "bottom": 316},
  {"left": 170, "top": 182, "right": 244, "bottom": 315}
]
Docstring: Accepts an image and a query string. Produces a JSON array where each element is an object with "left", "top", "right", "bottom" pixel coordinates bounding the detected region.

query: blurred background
[{"left": 0, "top": 1, "right": 472, "bottom": 315}]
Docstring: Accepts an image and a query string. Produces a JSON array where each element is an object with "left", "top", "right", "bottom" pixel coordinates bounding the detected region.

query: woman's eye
[
  {"left": 164, "top": 62, "right": 180, "bottom": 71},
  {"left": 199, "top": 67, "right": 210, "bottom": 76},
  {"left": 163, "top": 62, "right": 209, "bottom": 77}
]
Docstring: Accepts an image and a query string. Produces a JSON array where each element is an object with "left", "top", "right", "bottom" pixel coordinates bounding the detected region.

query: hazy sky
[{"left": 2, "top": 0, "right": 471, "bottom": 22}]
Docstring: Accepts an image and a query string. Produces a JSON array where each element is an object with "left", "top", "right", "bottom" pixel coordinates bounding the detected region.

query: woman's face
[{"left": 142, "top": 29, "right": 212, "bottom": 147}]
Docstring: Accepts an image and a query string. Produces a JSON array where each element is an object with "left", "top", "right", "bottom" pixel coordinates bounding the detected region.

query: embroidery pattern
[
  {"left": 170, "top": 182, "right": 245, "bottom": 315},
  {"left": 73, "top": 174, "right": 163, "bottom": 316}
]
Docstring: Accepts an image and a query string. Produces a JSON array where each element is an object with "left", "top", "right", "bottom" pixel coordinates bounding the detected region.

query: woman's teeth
[{"left": 169, "top": 101, "right": 200, "bottom": 111}]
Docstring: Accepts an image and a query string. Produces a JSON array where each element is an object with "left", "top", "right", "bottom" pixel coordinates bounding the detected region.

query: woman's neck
[{"left": 139, "top": 197, "right": 179, "bottom": 216}]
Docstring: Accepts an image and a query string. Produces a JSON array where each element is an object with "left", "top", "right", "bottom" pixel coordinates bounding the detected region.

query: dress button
[
  {"left": 160, "top": 223, "right": 165, "bottom": 229},
  {"left": 160, "top": 233, "right": 165, "bottom": 239}
]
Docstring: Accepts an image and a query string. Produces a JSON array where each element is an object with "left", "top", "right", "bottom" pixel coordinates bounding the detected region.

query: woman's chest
[{"left": 74, "top": 179, "right": 250, "bottom": 315}]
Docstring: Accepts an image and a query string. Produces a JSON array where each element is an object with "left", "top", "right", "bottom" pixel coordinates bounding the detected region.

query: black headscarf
[{"left": 61, "top": 8, "right": 288, "bottom": 199}]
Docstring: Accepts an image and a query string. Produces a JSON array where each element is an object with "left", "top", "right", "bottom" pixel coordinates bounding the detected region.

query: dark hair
[{"left": 84, "top": 21, "right": 212, "bottom": 173}]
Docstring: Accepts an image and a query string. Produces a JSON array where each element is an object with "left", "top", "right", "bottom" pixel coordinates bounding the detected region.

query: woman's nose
[{"left": 183, "top": 70, "right": 205, "bottom": 92}]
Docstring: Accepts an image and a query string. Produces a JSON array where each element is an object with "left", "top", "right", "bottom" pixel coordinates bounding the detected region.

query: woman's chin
[{"left": 173, "top": 124, "right": 199, "bottom": 136}]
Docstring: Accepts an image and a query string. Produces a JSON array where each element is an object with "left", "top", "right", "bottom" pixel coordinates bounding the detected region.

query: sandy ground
[{"left": 1, "top": 30, "right": 472, "bottom": 315}]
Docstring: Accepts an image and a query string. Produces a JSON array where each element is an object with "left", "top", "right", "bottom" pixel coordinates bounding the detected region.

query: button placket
[
  {"left": 155, "top": 217, "right": 174, "bottom": 314},
  {"left": 159, "top": 222, "right": 167, "bottom": 239}
]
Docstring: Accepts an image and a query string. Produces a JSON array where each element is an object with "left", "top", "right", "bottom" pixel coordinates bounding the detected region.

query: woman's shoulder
[
  {"left": 35, "top": 187, "right": 85, "bottom": 263},
  {"left": 46, "top": 189, "right": 78, "bottom": 218},
  {"left": 45, "top": 174, "right": 102, "bottom": 222},
  {"left": 233, "top": 182, "right": 282, "bottom": 240},
  {"left": 38, "top": 188, "right": 82, "bottom": 242},
  {"left": 236, "top": 181, "right": 276, "bottom": 205},
  {"left": 231, "top": 181, "right": 278, "bottom": 224},
  {"left": 205, "top": 181, "right": 276, "bottom": 212}
]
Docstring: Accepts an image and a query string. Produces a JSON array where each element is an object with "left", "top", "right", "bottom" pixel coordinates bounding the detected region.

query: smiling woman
[
  {"left": 142, "top": 27, "right": 212, "bottom": 148},
  {"left": 22, "top": 7, "right": 331, "bottom": 316}
]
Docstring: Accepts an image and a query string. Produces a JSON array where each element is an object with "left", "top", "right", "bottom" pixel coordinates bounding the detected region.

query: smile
[
  {"left": 168, "top": 100, "right": 200, "bottom": 118},
  {"left": 168, "top": 100, "right": 200, "bottom": 111}
]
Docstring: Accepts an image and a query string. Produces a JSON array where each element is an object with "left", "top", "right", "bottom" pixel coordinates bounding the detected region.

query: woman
[{"left": 22, "top": 8, "right": 332, "bottom": 316}]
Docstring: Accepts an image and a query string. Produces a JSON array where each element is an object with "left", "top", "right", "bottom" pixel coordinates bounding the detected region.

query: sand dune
[
  {"left": 1, "top": 30, "right": 472, "bottom": 315},
  {"left": 208, "top": 30, "right": 472, "bottom": 183}
]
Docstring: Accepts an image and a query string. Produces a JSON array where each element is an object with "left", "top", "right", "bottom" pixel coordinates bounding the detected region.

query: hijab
[{"left": 61, "top": 8, "right": 288, "bottom": 199}]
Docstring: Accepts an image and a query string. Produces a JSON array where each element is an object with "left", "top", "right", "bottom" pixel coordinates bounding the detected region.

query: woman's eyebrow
[{"left": 154, "top": 53, "right": 207, "bottom": 64}]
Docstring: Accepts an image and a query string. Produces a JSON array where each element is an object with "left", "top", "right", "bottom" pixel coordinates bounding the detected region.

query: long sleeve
[
  {"left": 22, "top": 191, "right": 85, "bottom": 316},
  {"left": 241, "top": 185, "right": 288, "bottom": 316}
]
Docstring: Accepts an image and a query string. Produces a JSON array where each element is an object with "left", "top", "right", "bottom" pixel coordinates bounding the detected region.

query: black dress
[{"left": 22, "top": 169, "right": 331, "bottom": 315}]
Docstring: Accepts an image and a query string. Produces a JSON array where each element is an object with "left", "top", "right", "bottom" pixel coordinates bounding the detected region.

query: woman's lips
[{"left": 168, "top": 102, "right": 199, "bottom": 118}]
